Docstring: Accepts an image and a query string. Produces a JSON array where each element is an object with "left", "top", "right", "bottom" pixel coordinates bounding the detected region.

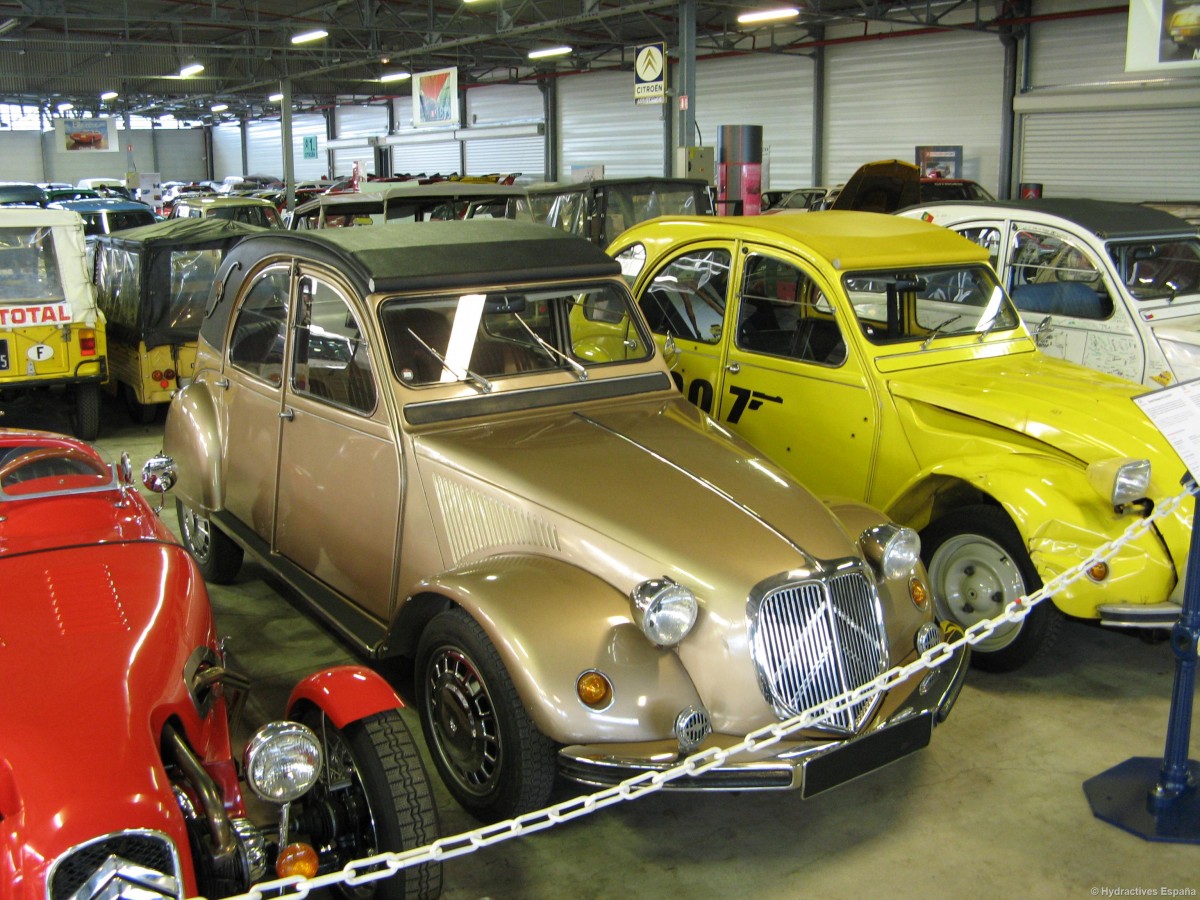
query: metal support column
[{"left": 280, "top": 79, "right": 295, "bottom": 210}]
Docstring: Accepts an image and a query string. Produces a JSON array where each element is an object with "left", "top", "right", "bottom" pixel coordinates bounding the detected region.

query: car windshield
[
  {"left": 0, "top": 441, "right": 114, "bottom": 499},
  {"left": 843, "top": 264, "right": 1019, "bottom": 346},
  {"left": 0, "top": 226, "right": 64, "bottom": 301},
  {"left": 379, "top": 282, "right": 651, "bottom": 388},
  {"left": 1108, "top": 238, "right": 1200, "bottom": 301}
]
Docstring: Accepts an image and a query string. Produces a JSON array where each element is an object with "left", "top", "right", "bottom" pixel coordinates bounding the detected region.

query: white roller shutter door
[
  {"left": 558, "top": 70, "right": 666, "bottom": 178},
  {"left": 823, "top": 30, "right": 1005, "bottom": 192},
  {"left": 463, "top": 84, "right": 545, "bottom": 181},
  {"left": 389, "top": 96, "right": 460, "bottom": 178},
  {"left": 694, "top": 54, "right": 815, "bottom": 191},
  {"left": 245, "top": 120, "right": 284, "bottom": 180},
  {"left": 333, "top": 104, "right": 387, "bottom": 176},
  {"left": 212, "top": 123, "right": 243, "bottom": 180},
  {"left": 1016, "top": 9, "right": 1200, "bottom": 200}
]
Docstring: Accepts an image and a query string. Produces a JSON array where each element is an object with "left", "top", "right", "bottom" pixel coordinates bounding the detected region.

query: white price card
[{"left": 1134, "top": 378, "right": 1200, "bottom": 478}]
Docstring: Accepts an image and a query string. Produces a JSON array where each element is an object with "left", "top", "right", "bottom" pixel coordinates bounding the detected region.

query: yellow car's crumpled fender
[
  {"left": 397, "top": 553, "right": 703, "bottom": 744},
  {"left": 883, "top": 453, "right": 1179, "bottom": 620}
]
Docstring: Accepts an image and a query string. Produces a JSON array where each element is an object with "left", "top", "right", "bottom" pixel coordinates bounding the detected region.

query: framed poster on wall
[
  {"left": 916, "top": 146, "right": 962, "bottom": 179},
  {"left": 54, "top": 117, "right": 118, "bottom": 153},
  {"left": 1127, "top": 0, "right": 1200, "bottom": 71},
  {"left": 413, "top": 67, "right": 459, "bottom": 127}
]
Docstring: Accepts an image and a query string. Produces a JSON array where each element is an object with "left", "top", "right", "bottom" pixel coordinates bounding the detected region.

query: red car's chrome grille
[{"left": 750, "top": 568, "right": 888, "bottom": 733}]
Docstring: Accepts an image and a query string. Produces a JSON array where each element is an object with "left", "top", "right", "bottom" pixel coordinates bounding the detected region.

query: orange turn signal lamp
[{"left": 276, "top": 842, "right": 319, "bottom": 879}]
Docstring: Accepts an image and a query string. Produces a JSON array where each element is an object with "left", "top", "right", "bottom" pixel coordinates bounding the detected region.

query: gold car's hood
[
  {"left": 886, "top": 352, "right": 1183, "bottom": 474},
  {"left": 413, "top": 394, "right": 863, "bottom": 588}
]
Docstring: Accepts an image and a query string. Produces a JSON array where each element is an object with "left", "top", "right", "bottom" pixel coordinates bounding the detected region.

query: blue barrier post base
[{"left": 1084, "top": 758, "right": 1200, "bottom": 843}]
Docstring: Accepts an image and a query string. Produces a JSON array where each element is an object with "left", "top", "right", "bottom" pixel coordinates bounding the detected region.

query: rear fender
[
  {"left": 396, "top": 554, "right": 702, "bottom": 744},
  {"left": 286, "top": 665, "right": 402, "bottom": 729},
  {"left": 163, "top": 378, "right": 223, "bottom": 513}
]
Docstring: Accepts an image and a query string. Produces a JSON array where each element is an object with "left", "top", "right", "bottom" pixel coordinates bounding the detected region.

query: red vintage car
[{"left": 0, "top": 429, "right": 441, "bottom": 900}]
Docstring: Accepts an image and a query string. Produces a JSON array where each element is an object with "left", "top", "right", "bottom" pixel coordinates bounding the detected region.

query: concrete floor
[{"left": 10, "top": 393, "right": 1200, "bottom": 899}]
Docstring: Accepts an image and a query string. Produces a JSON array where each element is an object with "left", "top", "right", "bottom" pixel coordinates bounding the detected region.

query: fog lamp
[
  {"left": 630, "top": 578, "right": 698, "bottom": 646},
  {"left": 859, "top": 523, "right": 921, "bottom": 580},
  {"left": 1087, "top": 458, "right": 1151, "bottom": 509},
  {"left": 577, "top": 670, "right": 613, "bottom": 709},
  {"left": 276, "top": 842, "right": 319, "bottom": 879},
  {"left": 909, "top": 576, "right": 929, "bottom": 610},
  {"left": 243, "top": 721, "right": 322, "bottom": 804},
  {"left": 1086, "top": 560, "right": 1110, "bottom": 582}
]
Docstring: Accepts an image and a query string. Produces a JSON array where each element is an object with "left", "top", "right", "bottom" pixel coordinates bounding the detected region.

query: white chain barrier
[{"left": 217, "top": 484, "right": 1197, "bottom": 900}]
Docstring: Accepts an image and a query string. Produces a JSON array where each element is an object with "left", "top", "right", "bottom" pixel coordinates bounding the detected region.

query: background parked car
[
  {"left": 0, "top": 181, "right": 48, "bottom": 207},
  {"left": 159, "top": 219, "right": 967, "bottom": 824},
  {"left": 0, "top": 427, "right": 441, "bottom": 900},
  {"left": 0, "top": 206, "right": 106, "bottom": 439},
  {"left": 610, "top": 212, "right": 1190, "bottom": 671},
  {"left": 49, "top": 196, "right": 158, "bottom": 236},
  {"left": 170, "top": 195, "right": 283, "bottom": 228},
  {"left": 900, "top": 198, "right": 1200, "bottom": 388}
]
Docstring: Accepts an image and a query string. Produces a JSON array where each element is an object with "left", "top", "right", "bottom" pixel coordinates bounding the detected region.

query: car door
[
  {"left": 956, "top": 220, "right": 1144, "bottom": 383},
  {"left": 718, "top": 248, "right": 879, "bottom": 502},
  {"left": 632, "top": 242, "right": 733, "bottom": 414},
  {"left": 221, "top": 263, "right": 291, "bottom": 538},
  {"left": 274, "top": 269, "right": 401, "bottom": 621}
]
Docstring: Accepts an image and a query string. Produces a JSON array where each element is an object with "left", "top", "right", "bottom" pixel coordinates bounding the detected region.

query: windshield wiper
[
  {"left": 405, "top": 328, "right": 493, "bottom": 393},
  {"left": 921, "top": 314, "right": 963, "bottom": 350},
  {"left": 514, "top": 314, "right": 588, "bottom": 382}
]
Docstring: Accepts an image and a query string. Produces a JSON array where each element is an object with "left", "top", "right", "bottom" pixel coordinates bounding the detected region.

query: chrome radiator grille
[
  {"left": 48, "top": 831, "right": 182, "bottom": 900},
  {"left": 750, "top": 568, "right": 888, "bottom": 733}
]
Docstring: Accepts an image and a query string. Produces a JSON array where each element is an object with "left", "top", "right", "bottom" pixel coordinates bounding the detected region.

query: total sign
[
  {"left": 634, "top": 42, "right": 666, "bottom": 105},
  {"left": 0, "top": 303, "right": 72, "bottom": 328}
]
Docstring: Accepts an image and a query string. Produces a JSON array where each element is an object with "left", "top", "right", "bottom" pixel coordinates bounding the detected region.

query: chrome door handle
[
  {"left": 725, "top": 362, "right": 740, "bottom": 374},
  {"left": 279, "top": 407, "right": 294, "bottom": 421}
]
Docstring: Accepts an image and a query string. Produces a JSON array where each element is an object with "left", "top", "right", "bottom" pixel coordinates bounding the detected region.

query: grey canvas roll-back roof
[{"left": 201, "top": 219, "right": 622, "bottom": 347}]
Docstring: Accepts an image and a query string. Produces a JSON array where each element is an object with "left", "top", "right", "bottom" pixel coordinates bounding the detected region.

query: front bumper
[{"left": 558, "top": 638, "right": 969, "bottom": 796}]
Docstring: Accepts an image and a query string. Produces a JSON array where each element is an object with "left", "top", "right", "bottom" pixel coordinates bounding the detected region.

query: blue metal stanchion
[{"left": 1083, "top": 476, "right": 1200, "bottom": 842}]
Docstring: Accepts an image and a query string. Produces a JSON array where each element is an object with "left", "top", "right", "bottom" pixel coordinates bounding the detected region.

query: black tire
[
  {"left": 123, "top": 383, "right": 159, "bottom": 425},
  {"left": 921, "top": 505, "right": 1062, "bottom": 672},
  {"left": 73, "top": 383, "right": 100, "bottom": 441},
  {"left": 416, "top": 608, "right": 557, "bottom": 822},
  {"left": 293, "top": 708, "right": 442, "bottom": 900},
  {"left": 176, "top": 498, "right": 244, "bottom": 584}
]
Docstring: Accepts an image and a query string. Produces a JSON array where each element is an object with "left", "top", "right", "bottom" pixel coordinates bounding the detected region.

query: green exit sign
[{"left": 302, "top": 135, "right": 318, "bottom": 159}]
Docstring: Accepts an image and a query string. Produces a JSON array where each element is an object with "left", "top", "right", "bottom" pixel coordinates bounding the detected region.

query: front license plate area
[{"left": 802, "top": 711, "right": 933, "bottom": 798}]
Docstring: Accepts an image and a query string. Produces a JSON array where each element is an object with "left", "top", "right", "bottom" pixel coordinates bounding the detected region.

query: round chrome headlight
[
  {"left": 243, "top": 721, "right": 322, "bottom": 804},
  {"left": 630, "top": 578, "right": 698, "bottom": 646},
  {"left": 1087, "top": 458, "right": 1151, "bottom": 508},
  {"left": 859, "top": 523, "right": 921, "bottom": 581}
]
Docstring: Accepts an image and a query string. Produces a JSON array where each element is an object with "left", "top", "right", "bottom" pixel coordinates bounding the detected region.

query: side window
[
  {"left": 736, "top": 255, "right": 847, "bottom": 366},
  {"left": 1009, "top": 228, "right": 1113, "bottom": 320},
  {"left": 640, "top": 248, "right": 731, "bottom": 344},
  {"left": 229, "top": 268, "right": 290, "bottom": 385},
  {"left": 957, "top": 226, "right": 1002, "bottom": 269},
  {"left": 291, "top": 277, "right": 377, "bottom": 414}
]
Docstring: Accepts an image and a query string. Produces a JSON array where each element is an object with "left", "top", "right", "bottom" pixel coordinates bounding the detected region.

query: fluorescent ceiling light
[
  {"left": 56, "top": 102, "right": 73, "bottom": 112},
  {"left": 268, "top": 92, "right": 284, "bottom": 102},
  {"left": 291, "top": 28, "right": 328, "bottom": 44},
  {"left": 379, "top": 70, "right": 411, "bottom": 83},
  {"left": 178, "top": 62, "right": 205, "bottom": 77},
  {"left": 0, "top": 18, "right": 19, "bottom": 37},
  {"left": 528, "top": 46, "right": 571, "bottom": 59},
  {"left": 211, "top": 103, "right": 229, "bottom": 112},
  {"left": 100, "top": 91, "right": 118, "bottom": 101},
  {"left": 736, "top": 7, "right": 800, "bottom": 23}
]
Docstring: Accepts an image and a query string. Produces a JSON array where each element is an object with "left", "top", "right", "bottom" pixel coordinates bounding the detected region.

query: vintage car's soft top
[
  {"left": 201, "top": 219, "right": 622, "bottom": 347},
  {"left": 637, "top": 211, "right": 989, "bottom": 270},
  {"left": 904, "top": 198, "right": 1200, "bottom": 240},
  {"left": 0, "top": 206, "right": 97, "bottom": 321}
]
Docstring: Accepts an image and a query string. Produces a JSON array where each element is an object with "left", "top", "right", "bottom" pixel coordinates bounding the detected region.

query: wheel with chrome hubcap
[{"left": 176, "top": 498, "right": 244, "bottom": 584}]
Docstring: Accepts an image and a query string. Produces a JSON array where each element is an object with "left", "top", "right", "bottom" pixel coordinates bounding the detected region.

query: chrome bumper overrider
[{"left": 558, "top": 641, "right": 969, "bottom": 797}]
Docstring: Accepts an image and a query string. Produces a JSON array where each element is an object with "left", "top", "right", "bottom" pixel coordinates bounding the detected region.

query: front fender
[
  {"left": 162, "top": 378, "right": 223, "bottom": 513},
  {"left": 286, "top": 665, "right": 402, "bottom": 728},
  {"left": 887, "top": 454, "right": 1178, "bottom": 619},
  {"left": 404, "top": 554, "right": 703, "bottom": 745}
]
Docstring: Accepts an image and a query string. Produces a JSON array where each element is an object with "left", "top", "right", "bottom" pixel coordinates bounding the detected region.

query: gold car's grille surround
[
  {"left": 748, "top": 562, "right": 889, "bottom": 734},
  {"left": 434, "top": 474, "right": 561, "bottom": 563}
]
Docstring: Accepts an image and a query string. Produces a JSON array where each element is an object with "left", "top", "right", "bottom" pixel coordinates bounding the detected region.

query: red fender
[{"left": 286, "top": 665, "right": 403, "bottom": 729}]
